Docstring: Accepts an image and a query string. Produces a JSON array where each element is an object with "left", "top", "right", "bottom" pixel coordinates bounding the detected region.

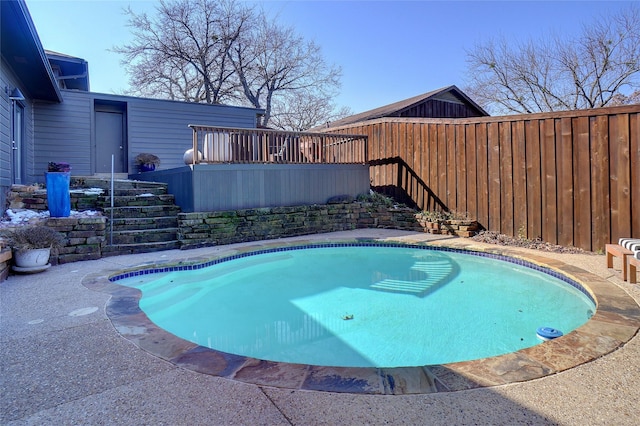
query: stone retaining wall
[
  {"left": 2, "top": 198, "right": 479, "bottom": 275},
  {"left": 7, "top": 185, "right": 101, "bottom": 212},
  {"left": 415, "top": 216, "right": 482, "bottom": 237},
  {"left": 43, "top": 217, "right": 107, "bottom": 265},
  {"left": 178, "top": 203, "right": 479, "bottom": 249}
]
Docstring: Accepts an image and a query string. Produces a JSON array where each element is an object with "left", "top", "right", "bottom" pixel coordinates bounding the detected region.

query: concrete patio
[{"left": 2, "top": 229, "right": 639, "bottom": 425}]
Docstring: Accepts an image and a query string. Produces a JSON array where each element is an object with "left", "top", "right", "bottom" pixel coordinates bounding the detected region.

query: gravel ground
[{"left": 472, "top": 230, "right": 586, "bottom": 254}]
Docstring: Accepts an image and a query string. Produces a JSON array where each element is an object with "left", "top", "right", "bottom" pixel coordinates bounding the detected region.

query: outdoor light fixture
[{"left": 5, "top": 87, "right": 25, "bottom": 101}]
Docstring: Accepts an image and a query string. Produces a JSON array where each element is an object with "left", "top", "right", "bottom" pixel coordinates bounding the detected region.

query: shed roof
[
  {"left": 326, "top": 85, "right": 488, "bottom": 128},
  {"left": 46, "top": 50, "right": 90, "bottom": 91}
]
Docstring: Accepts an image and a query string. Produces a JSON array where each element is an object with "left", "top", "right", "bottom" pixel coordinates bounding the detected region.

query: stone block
[
  {"left": 47, "top": 217, "right": 79, "bottom": 227},
  {"left": 67, "top": 237, "right": 87, "bottom": 246},
  {"left": 78, "top": 217, "right": 107, "bottom": 225},
  {"left": 454, "top": 231, "right": 476, "bottom": 238},
  {"left": 86, "top": 236, "right": 106, "bottom": 245},
  {"left": 74, "top": 223, "right": 104, "bottom": 231},
  {"left": 179, "top": 219, "right": 205, "bottom": 226},
  {"left": 179, "top": 213, "right": 208, "bottom": 220},
  {"left": 68, "top": 230, "right": 98, "bottom": 238},
  {"left": 75, "top": 244, "right": 102, "bottom": 254},
  {"left": 56, "top": 246, "right": 76, "bottom": 255}
]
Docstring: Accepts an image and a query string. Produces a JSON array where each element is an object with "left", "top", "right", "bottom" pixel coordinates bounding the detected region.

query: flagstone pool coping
[{"left": 82, "top": 237, "right": 640, "bottom": 395}]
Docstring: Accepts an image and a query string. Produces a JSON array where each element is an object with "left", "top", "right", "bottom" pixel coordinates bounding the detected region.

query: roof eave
[{"left": 1, "top": 0, "right": 62, "bottom": 102}]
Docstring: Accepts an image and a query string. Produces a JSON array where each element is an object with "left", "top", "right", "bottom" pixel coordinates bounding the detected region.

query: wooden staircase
[{"left": 79, "top": 178, "right": 181, "bottom": 255}]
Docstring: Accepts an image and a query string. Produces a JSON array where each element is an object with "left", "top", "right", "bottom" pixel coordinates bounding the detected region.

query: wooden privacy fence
[{"left": 326, "top": 105, "right": 640, "bottom": 252}]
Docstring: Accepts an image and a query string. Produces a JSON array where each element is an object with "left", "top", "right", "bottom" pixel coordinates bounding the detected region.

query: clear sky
[{"left": 25, "top": 0, "right": 631, "bottom": 114}]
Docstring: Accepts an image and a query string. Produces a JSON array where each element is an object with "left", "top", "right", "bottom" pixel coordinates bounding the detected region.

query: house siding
[
  {"left": 30, "top": 91, "right": 261, "bottom": 181},
  {"left": 33, "top": 92, "right": 92, "bottom": 179},
  {"left": 126, "top": 96, "right": 259, "bottom": 171},
  {"left": 1, "top": 61, "right": 12, "bottom": 193},
  {"left": 1, "top": 58, "right": 35, "bottom": 210}
]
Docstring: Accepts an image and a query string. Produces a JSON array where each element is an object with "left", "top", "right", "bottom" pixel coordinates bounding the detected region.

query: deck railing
[{"left": 188, "top": 125, "right": 367, "bottom": 165}]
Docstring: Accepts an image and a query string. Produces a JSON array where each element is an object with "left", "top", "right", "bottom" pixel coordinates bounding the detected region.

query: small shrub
[
  {"left": 48, "top": 162, "right": 71, "bottom": 172},
  {"left": 2, "top": 226, "right": 65, "bottom": 251},
  {"left": 134, "top": 153, "right": 161, "bottom": 166},
  {"left": 420, "top": 210, "right": 470, "bottom": 222},
  {"left": 356, "top": 191, "right": 396, "bottom": 207}
]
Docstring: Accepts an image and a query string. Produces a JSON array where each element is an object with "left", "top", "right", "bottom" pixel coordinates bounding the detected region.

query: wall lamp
[{"left": 5, "top": 86, "right": 25, "bottom": 101}]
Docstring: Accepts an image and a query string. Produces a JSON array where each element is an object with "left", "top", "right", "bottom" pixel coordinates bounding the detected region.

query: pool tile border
[{"left": 82, "top": 237, "right": 640, "bottom": 394}]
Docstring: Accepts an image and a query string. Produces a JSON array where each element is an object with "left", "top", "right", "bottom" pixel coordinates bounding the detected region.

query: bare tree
[
  {"left": 609, "top": 90, "right": 640, "bottom": 106},
  {"left": 465, "top": 5, "right": 640, "bottom": 114},
  {"left": 227, "top": 11, "right": 342, "bottom": 127},
  {"left": 114, "top": 0, "right": 252, "bottom": 104},
  {"left": 114, "top": 0, "right": 345, "bottom": 127},
  {"left": 269, "top": 91, "right": 352, "bottom": 131}
]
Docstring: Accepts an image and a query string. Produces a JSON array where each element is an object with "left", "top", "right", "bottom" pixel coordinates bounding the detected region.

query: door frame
[
  {"left": 94, "top": 100, "right": 128, "bottom": 173},
  {"left": 11, "top": 99, "right": 26, "bottom": 184}
]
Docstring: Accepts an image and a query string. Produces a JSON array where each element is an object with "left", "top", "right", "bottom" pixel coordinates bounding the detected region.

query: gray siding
[
  {"left": 135, "top": 163, "right": 371, "bottom": 212},
  {"left": 33, "top": 92, "right": 92, "bottom": 180},
  {"left": 32, "top": 90, "right": 260, "bottom": 181},
  {"left": 1, "top": 61, "right": 12, "bottom": 191},
  {"left": 1, "top": 58, "right": 35, "bottom": 211},
  {"left": 135, "top": 166, "right": 195, "bottom": 212},
  {"left": 126, "top": 96, "right": 259, "bottom": 171}
]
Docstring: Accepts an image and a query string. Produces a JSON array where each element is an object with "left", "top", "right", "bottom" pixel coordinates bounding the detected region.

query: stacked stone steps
[
  {"left": 108, "top": 217, "right": 179, "bottom": 231},
  {"left": 101, "top": 204, "right": 180, "bottom": 217},
  {"left": 101, "top": 240, "right": 180, "bottom": 256},
  {"left": 98, "top": 194, "right": 177, "bottom": 208},
  {"left": 72, "top": 177, "right": 167, "bottom": 192},
  {"left": 106, "top": 228, "right": 178, "bottom": 244},
  {"left": 86, "top": 178, "right": 181, "bottom": 256},
  {"left": 105, "top": 187, "right": 168, "bottom": 197}
]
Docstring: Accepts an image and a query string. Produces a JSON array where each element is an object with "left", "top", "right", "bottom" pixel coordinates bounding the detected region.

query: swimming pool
[{"left": 113, "top": 243, "right": 595, "bottom": 368}]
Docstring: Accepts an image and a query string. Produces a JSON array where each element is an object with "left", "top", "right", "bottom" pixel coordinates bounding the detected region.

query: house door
[
  {"left": 95, "top": 110, "right": 126, "bottom": 173},
  {"left": 11, "top": 102, "right": 25, "bottom": 184}
]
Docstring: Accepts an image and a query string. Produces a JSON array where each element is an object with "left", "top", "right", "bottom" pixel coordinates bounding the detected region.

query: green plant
[
  {"left": 356, "top": 191, "right": 396, "bottom": 207},
  {"left": 420, "top": 210, "right": 470, "bottom": 222},
  {"left": 134, "top": 153, "right": 161, "bottom": 166},
  {"left": 517, "top": 224, "right": 527, "bottom": 240},
  {"left": 2, "top": 226, "right": 64, "bottom": 251}
]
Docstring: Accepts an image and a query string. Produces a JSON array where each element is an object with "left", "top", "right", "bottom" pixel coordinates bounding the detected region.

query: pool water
[{"left": 116, "top": 245, "right": 595, "bottom": 367}]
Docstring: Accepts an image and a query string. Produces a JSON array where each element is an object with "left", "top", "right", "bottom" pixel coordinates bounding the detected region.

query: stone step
[
  {"left": 97, "top": 194, "right": 176, "bottom": 208},
  {"left": 100, "top": 187, "right": 169, "bottom": 197},
  {"left": 107, "top": 228, "right": 178, "bottom": 245},
  {"left": 67, "top": 178, "right": 181, "bottom": 254},
  {"left": 101, "top": 240, "right": 180, "bottom": 256},
  {"left": 101, "top": 205, "right": 181, "bottom": 219},
  {"left": 107, "top": 216, "right": 178, "bottom": 231},
  {"left": 72, "top": 176, "right": 168, "bottom": 192}
]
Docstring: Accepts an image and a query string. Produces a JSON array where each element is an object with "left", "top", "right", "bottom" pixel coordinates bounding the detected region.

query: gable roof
[
  {"left": 1, "top": 0, "right": 62, "bottom": 102},
  {"left": 326, "top": 85, "right": 488, "bottom": 128}
]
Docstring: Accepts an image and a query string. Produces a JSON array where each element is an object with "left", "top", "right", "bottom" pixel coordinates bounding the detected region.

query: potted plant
[
  {"left": 134, "top": 153, "right": 161, "bottom": 172},
  {"left": 3, "top": 225, "right": 65, "bottom": 272},
  {"left": 46, "top": 161, "right": 71, "bottom": 217}
]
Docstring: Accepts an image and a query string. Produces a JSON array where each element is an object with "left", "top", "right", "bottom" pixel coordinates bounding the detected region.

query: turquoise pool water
[{"left": 116, "top": 245, "right": 595, "bottom": 367}]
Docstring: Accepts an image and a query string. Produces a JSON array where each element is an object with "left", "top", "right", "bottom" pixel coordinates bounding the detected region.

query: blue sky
[{"left": 26, "top": 0, "right": 630, "bottom": 114}]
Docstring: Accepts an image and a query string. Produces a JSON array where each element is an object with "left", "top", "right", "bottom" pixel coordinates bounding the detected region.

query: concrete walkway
[{"left": 2, "top": 230, "right": 639, "bottom": 425}]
